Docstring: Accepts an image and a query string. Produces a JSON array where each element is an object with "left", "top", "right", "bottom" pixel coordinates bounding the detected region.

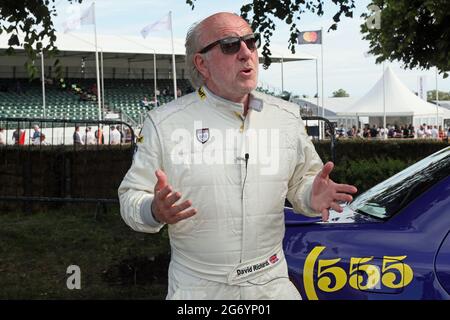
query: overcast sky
[{"left": 52, "top": 0, "right": 450, "bottom": 99}]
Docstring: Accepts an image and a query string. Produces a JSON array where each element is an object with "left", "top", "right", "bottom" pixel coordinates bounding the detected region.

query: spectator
[
  {"left": 370, "top": 125, "right": 379, "bottom": 138},
  {"left": 124, "top": 128, "right": 132, "bottom": 143},
  {"left": 12, "top": 128, "right": 24, "bottom": 145},
  {"left": 438, "top": 126, "right": 445, "bottom": 140},
  {"left": 117, "top": 125, "right": 124, "bottom": 143},
  {"left": 73, "top": 126, "right": 84, "bottom": 145},
  {"left": 431, "top": 125, "right": 439, "bottom": 139},
  {"left": 109, "top": 125, "right": 121, "bottom": 145},
  {"left": 140, "top": 96, "right": 150, "bottom": 110},
  {"left": 83, "top": 127, "right": 96, "bottom": 145},
  {"left": 39, "top": 133, "right": 50, "bottom": 145},
  {"left": 32, "top": 125, "right": 41, "bottom": 145},
  {"left": 0, "top": 128, "right": 5, "bottom": 145},
  {"left": 95, "top": 127, "right": 104, "bottom": 145},
  {"left": 424, "top": 125, "right": 432, "bottom": 139}
]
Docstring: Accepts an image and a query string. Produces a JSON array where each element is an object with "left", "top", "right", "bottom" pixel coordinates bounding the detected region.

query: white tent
[{"left": 337, "top": 66, "right": 450, "bottom": 128}]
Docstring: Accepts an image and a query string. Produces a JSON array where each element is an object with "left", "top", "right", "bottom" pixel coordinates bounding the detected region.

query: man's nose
[{"left": 237, "top": 40, "right": 253, "bottom": 60}]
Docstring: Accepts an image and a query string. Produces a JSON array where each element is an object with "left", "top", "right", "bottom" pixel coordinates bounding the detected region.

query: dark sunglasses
[{"left": 198, "top": 33, "right": 260, "bottom": 55}]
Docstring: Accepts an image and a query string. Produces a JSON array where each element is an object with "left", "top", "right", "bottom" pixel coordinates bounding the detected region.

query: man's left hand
[{"left": 310, "top": 161, "right": 358, "bottom": 222}]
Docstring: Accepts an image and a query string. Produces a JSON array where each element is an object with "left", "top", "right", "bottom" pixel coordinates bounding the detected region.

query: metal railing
[
  {"left": 303, "top": 116, "right": 336, "bottom": 164},
  {"left": 0, "top": 117, "right": 136, "bottom": 212}
]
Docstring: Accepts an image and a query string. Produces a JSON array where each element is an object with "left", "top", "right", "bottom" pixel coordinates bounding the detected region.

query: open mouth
[{"left": 240, "top": 68, "right": 253, "bottom": 76}]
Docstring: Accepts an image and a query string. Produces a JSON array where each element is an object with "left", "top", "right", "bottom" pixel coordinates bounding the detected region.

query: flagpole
[
  {"left": 101, "top": 49, "right": 104, "bottom": 110},
  {"left": 436, "top": 67, "right": 439, "bottom": 127},
  {"left": 315, "top": 58, "right": 319, "bottom": 116},
  {"left": 320, "top": 27, "right": 325, "bottom": 139},
  {"left": 169, "top": 11, "right": 177, "bottom": 100},
  {"left": 93, "top": 1, "right": 102, "bottom": 120},
  {"left": 383, "top": 61, "right": 386, "bottom": 135},
  {"left": 153, "top": 50, "right": 157, "bottom": 105},
  {"left": 320, "top": 27, "right": 324, "bottom": 119},
  {"left": 40, "top": 51, "right": 46, "bottom": 119},
  {"left": 280, "top": 57, "right": 284, "bottom": 92}
]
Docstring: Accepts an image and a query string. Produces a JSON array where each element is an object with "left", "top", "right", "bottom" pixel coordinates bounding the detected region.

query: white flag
[
  {"left": 140, "top": 13, "right": 171, "bottom": 39},
  {"left": 63, "top": 3, "right": 95, "bottom": 33}
]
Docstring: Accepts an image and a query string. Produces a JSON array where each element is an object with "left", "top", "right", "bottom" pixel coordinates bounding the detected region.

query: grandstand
[
  {"left": 0, "top": 32, "right": 315, "bottom": 129},
  {"left": 0, "top": 77, "right": 193, "bottom": 125}
]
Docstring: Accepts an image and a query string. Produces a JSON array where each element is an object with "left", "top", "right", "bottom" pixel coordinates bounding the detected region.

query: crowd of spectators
[{"left": 333, "top": 123, "right": 450, "bottom": 141}]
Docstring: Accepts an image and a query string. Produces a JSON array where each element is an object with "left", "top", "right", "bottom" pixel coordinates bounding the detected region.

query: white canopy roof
[
  {"left": 0, "top": 32, "right": 317, "bottom": 63},
  {"left": 338, "top": 66, "right": 448, "bottom": 118}
]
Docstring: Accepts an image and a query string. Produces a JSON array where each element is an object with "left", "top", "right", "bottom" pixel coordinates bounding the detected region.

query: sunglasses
[{"left": 198, "top": 33, "right": 260, "bottom": 55}]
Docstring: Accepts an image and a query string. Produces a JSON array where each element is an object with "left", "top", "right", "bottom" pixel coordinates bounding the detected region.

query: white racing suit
[{"left": 118, "top": 86, "right": 323, "bottom": 299}]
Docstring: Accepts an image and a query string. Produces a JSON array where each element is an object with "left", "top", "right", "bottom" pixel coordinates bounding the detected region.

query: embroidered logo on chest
[{"left": 196, "top": 128, "right": 210, "bottom": 144}]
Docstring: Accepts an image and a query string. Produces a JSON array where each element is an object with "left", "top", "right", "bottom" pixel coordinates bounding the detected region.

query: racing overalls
[{"left": 118, "top": 86, "right": 323, "bottom": 299}]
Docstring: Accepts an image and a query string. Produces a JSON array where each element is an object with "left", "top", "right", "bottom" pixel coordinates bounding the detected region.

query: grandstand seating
[{"left": 0, "top": 78, "right": 194, "bottom": 125}]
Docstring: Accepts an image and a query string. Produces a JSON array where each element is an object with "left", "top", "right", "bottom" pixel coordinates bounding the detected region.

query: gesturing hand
[
  {"left": 310, "top": 162, "right": 358, "bottom": 222},
  {"left": 151, "top": 169, "right": 197, "bottom": 224}
]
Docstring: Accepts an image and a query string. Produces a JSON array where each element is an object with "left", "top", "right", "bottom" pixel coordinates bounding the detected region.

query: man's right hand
[{"left": 151, "top": 169, "right": 197, "bottom": 224}]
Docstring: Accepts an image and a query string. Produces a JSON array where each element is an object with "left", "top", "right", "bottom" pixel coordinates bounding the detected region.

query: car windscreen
[{"left": 349, "top": 147, "right": 450, "bottom": 220}]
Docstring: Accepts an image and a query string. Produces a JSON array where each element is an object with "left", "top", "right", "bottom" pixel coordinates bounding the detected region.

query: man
[
  {"left": 83, "top": 127, "right": 96, "bottom": 145},
  {"left": 109, "top": 126, "right": 121, "bottom": 145},
  {"left": 119, "top": 12, "right": 357, "bottom": 300},
  {"left": 73, "top": 126, "right": 83, "bottom": 145},
  {"left": 32, "top": 125, "right": 41, "bottom": 145},
  {"left": 0, "top": 127, "right": 5, "bottom": 145}
]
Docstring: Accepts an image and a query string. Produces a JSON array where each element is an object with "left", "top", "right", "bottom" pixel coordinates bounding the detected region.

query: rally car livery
[{"left": 284, "top": 146, "right": 450, "bottom": 300}]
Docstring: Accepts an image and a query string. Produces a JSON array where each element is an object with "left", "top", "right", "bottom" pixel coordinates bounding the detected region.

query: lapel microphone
[{"left": 241, "top": 153, "right": 250, "bottom": 200}]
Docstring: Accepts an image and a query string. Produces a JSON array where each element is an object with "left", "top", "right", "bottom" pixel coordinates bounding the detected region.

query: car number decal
[{"left": 303, "top": 246, "right": 414, "bottom": 300}]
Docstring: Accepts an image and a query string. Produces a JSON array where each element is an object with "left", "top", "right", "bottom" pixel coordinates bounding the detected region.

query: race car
[{"left": 284, "top": 146, "right": 450, "bottom": 300}]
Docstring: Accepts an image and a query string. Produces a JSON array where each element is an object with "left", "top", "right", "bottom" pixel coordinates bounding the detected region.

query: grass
[{"left": 0, "top": 205, "right": 170, "bottom": 299}]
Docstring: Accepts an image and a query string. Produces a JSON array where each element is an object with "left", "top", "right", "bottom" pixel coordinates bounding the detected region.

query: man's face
[{"left": 195, "top": 13, "right": 259, "bottom": 103}]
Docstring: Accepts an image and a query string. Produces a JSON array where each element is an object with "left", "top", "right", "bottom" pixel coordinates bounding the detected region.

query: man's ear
[{"left": 193, "top": 53, "right": 209, "bottom": 81}]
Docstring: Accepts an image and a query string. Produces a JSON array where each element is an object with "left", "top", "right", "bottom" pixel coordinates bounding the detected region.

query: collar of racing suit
[{"left": 198, "top": 86, "right": 264, "bottom": 118}]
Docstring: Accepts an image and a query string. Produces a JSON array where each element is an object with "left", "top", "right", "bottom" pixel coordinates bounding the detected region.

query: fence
[
  {"left": 0, "top": 117, "right": 136, "bottom": 213},
  {"left": 303, "top": 116, "right": 336, "bottom": 163},
  {"left": 0, "top": 116, "right": 335, "bottom": 213}
]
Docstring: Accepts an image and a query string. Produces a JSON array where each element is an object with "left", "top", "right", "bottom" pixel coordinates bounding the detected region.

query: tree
[
  {"left": 332, "top": 88, "right": 349, "bottom": 97},
  {"left": 186, "top": 1, "right": 355, "bottom": 69},
  {"left": 427, "top": 90, "right": 450, "bottom": 101},
  {"left": 361, "top": 0, "right": 450, "bottom": 77},
  {"left": 0, "top": 0, "right": 81, "bottom": 78}
]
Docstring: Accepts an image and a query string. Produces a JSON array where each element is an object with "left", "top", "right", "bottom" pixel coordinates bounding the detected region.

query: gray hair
[{"left": 185, "top": 21, "right": 205, "bottom": 89}]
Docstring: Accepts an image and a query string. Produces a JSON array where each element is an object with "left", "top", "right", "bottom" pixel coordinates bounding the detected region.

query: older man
[{"left": 119, "top": 12, "right": 357, "bottom": 300}]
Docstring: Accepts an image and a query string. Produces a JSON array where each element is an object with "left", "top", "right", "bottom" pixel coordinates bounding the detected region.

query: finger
[
  {"left": 330, "top": 201, "right": 343, "bottom": 213},
  {"left": 154, "top": 169, "right": 168, "bottom": 192},
  {"left": 171, "top": 207, "right": 197, "bottom": 223},
  {"left": 155, "top": 184, "right": 172, "bottom": 201},
  {"left": 164, "top": 191, "right": 182, "bottom": 208},
  {"left": 335, "top": 184, "right": 358, "bottom": 194},
  {"left": 321, "top": 209, "right": 329, "bottom": 222},
  {"left": 333, "top": 193, "right": 354, "bottom": 203},
  {"left": 169, "top": 199, "right": 193, "bottom": 215},
  {"left": 320, "top": 162, "right": 334, "bottom": 179}
]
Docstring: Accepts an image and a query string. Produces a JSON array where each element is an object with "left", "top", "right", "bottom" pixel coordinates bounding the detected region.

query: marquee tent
[{"left": 337, "top": 66, "right": 450, "bottom": 128}]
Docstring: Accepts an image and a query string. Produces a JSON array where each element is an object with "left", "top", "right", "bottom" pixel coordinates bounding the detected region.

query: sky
[{"left": 51, "top": 0, "right": 450, "bottom": 99}]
